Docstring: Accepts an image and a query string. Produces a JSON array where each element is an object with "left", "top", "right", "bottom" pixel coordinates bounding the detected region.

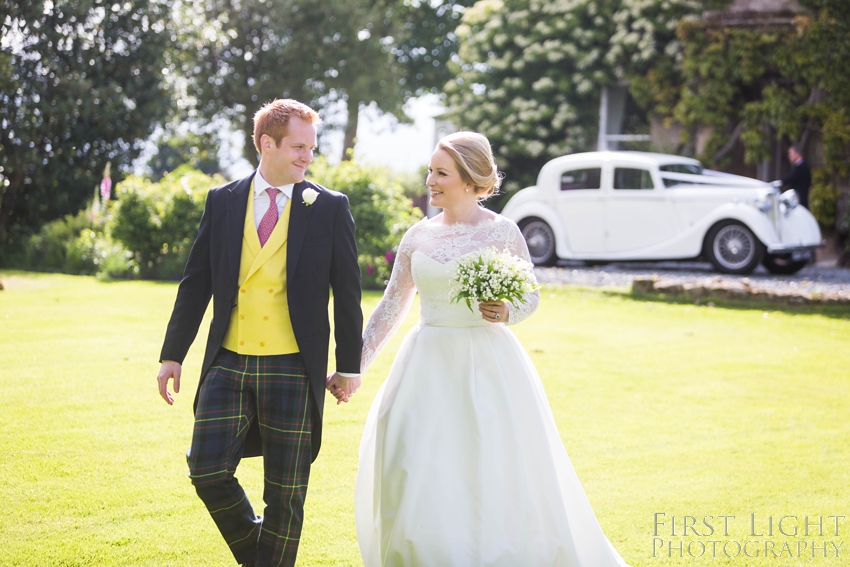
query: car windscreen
[
  {"left": 660, "top": 163, "right": 708, "bottom": 187},
  {"left": 560, "top": 168, "right": 601, "bottom": 191},
  {"left": 659, "top": 163, "right": 703, "bottom": 175}
]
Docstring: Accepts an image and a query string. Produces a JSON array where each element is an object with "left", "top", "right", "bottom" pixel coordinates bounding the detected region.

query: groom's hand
[
  {"left": 326, "top": 372, "right": 361, "bottom": 405},
  {"left": 157, "top": 360, "right": 182, "bottom": 405}
]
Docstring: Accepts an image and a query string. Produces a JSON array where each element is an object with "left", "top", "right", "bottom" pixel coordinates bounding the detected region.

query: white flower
[
  {"left": 302, "top": 188, "right": 319, "bottom": 206},
  {"left": 449, "top": 247, "right": 538, "bottom": 312}
]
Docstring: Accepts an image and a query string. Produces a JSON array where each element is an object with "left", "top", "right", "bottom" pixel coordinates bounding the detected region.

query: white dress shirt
[{"left": 253, "top": 170, "right": 294, "bottom": 229}]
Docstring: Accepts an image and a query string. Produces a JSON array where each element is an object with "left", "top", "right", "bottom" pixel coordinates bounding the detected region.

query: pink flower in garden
[
  {"left": 100, "top": 175, "right": 111, "bottom": 201},
  {"left": 385, "top": 250, "right": 395, "bottom": 263},
  {"left": 367, "top": 265, "right": 375, "bottom": 275}
]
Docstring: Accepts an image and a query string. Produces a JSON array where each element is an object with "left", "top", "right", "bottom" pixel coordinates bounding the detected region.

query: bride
[{"left": 330, "top": 132, "right": 630, "bottom": 566}]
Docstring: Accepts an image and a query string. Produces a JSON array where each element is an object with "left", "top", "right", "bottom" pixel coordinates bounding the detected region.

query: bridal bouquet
[{"left": 450, "top": 247, "right": 538, "bottom": 312}]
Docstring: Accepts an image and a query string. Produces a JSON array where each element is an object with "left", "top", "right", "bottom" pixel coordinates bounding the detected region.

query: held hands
[
  {"left": 478, "top": 299, "right": 509, "bottom": 324},
  {"left": 326, "top": 372, "right": 361, "bottom": 405},
  {"left": 157, "top": 360, "right": 182, "bottom": 405}
]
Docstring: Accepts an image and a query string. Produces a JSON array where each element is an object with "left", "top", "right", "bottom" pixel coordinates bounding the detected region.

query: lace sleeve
[
  {"left": 504, "top": 220, "right": 539, "bottom": 326},
  {"left": 360, "top": 226, "right": 418, "bottom": 372}
]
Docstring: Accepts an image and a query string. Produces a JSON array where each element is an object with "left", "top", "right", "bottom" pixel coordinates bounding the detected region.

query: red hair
[{"left": 252, "top": 99, "right": 322, "bottom": 154}]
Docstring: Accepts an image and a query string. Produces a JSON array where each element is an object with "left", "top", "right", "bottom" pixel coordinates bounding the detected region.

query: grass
[{"left": 1, "top": 271, "right": 848, "bottom": 566}]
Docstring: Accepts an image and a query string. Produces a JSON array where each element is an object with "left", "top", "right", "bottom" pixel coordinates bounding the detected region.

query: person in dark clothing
[{"left": 781, "top": 144, "right": 811, "bottom": 208}]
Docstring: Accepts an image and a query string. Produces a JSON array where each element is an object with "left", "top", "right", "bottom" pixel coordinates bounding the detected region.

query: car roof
[
  {"left": 536, "top": 151, "right": 705, "bottom": 187},
  {"left": 545, "top": 151, "right": 702, "bottom": 167}
]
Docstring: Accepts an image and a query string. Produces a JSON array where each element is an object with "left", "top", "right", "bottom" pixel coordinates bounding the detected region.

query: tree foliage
[
  {"left": 634, "top": 0, "right": 850, "bottom": 229},
  {"left": 445, "top": 0, "right": 704, "bottom": 193},
  {"left": 389, "top": 0, "right": 474, "bottom": 95},
  {"left": 0, "top": 0, "right": 174, "bottom": 259},
  {"left": 147, "top": 130, "right": 222, "bottom": 181},
  {"left": 177, "top": 0, "right": 473, "bottom": 164}
]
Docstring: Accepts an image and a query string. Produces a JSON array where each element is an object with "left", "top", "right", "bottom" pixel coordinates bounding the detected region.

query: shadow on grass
[{"left": 609, "top": 289, "right": 850, "bottom": 320}]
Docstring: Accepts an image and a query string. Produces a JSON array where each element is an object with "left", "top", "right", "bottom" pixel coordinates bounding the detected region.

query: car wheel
[
  {"left": 704, "top": 221, "right": 764, "bottom": 274},
  {"left": 520, "top": 218, "right": 557, "bottom": 266},
  {"left": 762, "top": 253, "right": 808, "bottom": 275}
]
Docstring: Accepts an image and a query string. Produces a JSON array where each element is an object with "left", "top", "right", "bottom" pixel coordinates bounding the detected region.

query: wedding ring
[{"left": 494, "top": 313, "right": 500, "bottom": 319}]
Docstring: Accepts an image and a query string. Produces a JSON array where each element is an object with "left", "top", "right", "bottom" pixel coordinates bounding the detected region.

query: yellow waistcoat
[{"left": 222, "top": 186, "right": 299, "bottom": 355}]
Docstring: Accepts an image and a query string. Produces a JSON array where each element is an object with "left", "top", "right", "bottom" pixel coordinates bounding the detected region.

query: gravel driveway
[{"left": 535, "top": 260, "right": 850, "bottom": 296}]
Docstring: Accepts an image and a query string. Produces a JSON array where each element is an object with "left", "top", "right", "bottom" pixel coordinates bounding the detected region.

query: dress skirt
[{"left": 355, "top": 322, "right": 630, "bottom": 567}]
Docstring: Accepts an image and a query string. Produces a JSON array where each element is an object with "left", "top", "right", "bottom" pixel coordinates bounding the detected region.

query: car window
[
  {"left": 560, "top": 168, "right": 601, "bottom": 191},
  {"left": 659, "top": 163, "right": 703, "bottom": 175},
  {"left": 613, "top": 168, "right": 655, "bottom": 190}
]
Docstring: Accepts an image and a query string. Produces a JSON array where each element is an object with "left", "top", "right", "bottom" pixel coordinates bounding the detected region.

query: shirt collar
[{"left": 254, "top": 169, "right": 294, "bottom": 199}]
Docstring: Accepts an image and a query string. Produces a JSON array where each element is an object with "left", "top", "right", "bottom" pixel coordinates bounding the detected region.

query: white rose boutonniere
[{"left": 302, "top": 188, "right": 319, "bottom": 206}]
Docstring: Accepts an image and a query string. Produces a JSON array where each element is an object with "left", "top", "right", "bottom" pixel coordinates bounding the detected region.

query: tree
[
  {"left": 0, "top": 0, "right": 174, "bottom": 259},
  {"left": 147, "top": 130, "right": 222, "bottom": 181},
  {"left": 179, "top": 0, "right": 394, "bottom": 164},
  {"left": 385, "top": 0, "right": 475, "bottom": 97},
  {"left": 444, "top": 0, "right": 705, "bottom": 194},
  {"left": 178, "top": 0, "right": 474, "bottom": 164}
]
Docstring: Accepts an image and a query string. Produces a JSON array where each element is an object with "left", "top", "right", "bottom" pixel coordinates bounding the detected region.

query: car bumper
[{"left": 765, "top": 243, "right": 823, "bottom": 258}]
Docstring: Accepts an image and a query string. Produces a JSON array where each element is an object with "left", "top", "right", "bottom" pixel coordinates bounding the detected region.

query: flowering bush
[
  {"left": 445, "top": 0, "right": 702, "bottom": 193},
  {"left": 450, "top": 247, "right": 538, "bottom": 311},
  {"left": 26, "top": 209, "right": 99, "bottom": 273},
  {"left": 24, "top": 166, "right": 223, "bottom": 280},
  {"left": 110, "top": 166, "right": 226, "bottom": 279},
  {"left": 308, "top": 157, "right": 422, "bottom": 289}
]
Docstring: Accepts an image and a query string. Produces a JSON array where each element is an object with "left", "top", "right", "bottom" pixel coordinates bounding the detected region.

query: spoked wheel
[
  {"left": 520, "top": 218, "right": 557, "bottom": 266},
  {"left": 704, "top": 221, "right": 764, "bottom": 274}
]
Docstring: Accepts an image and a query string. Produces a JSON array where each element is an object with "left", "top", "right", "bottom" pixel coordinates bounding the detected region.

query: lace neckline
[{"left": 418, "top": 214, "right": 507, "bottom": 232}]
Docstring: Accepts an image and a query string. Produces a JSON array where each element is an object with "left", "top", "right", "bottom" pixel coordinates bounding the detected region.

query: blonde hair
[
  {"left": 437, "top": 131, "right": 503, "bottom": 199},
  {"left": 252, "top": 99, "right": 322, "bottom": 155}
]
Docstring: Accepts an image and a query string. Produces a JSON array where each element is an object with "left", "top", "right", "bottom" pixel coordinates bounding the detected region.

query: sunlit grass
[{"left": 1, "top": 271, "right": 848, "bottom": 566}]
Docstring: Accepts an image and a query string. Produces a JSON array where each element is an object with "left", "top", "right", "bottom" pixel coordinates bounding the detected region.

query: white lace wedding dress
[{"left": 356, "top": 214, "right": 630, "bottom": 567}]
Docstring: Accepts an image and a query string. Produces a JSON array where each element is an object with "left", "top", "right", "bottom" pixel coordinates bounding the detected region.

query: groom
[{"left": 156, "top": 99, "right": 363, "bottom": 567}]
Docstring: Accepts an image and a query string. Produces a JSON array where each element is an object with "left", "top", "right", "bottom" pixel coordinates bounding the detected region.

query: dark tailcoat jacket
[
  {"left": 160, "top": 172, "right": 363, "bottom": 461},
  {"left": 781, "top": 160, "right": 811, "bottom": 208}
]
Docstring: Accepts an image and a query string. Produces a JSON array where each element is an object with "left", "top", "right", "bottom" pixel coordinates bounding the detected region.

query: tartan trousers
[{"left": 187, "top": 348, "right": 312, "bottom": 567}]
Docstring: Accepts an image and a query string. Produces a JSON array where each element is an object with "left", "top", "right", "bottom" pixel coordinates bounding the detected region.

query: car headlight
[
  {"left": 779, "top": 189, "right": 799, "bottom": 213},
  {"left": 753, "top": 196, "right": 773, "bottom": 212}
]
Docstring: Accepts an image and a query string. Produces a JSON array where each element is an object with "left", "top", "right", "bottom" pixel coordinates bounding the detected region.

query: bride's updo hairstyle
[{"left": 437, "top": 131, "right": 503, "bottom": 200}]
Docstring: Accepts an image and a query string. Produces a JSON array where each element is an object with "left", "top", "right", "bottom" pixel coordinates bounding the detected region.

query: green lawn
[{"left": 1, "top": 271, "right": 848, "bottom": 566}]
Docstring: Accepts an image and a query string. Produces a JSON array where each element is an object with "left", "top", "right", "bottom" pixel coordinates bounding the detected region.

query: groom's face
[{"left": 260, "top": 116, "right": 318, "bottom": 186}]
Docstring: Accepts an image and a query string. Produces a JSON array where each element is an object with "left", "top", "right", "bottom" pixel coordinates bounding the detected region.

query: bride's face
[{"left": 426, "top": 149, "right": 473, "bottom": 209}]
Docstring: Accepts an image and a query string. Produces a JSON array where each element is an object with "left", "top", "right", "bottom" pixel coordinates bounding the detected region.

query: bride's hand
[
  {"left": 478, "top": 300, "right": 508, "bottom": 323},
  {"left": 330, "top": 386, "right": 349, "bottom": 404}
]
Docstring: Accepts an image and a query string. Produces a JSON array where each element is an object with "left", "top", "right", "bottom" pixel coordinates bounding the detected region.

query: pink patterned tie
[{"left": 257, "top": 188, "right": 281, "bottom": 247}]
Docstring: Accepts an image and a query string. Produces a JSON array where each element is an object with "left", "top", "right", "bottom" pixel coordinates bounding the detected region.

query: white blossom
[{"left": 449, "top": 247, "right": 538, "bottom": 311}]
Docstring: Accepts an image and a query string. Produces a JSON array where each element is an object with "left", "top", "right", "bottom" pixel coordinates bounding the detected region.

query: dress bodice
[
  {"left": 360, "top": 214, "right": 540, "bottom": 371},
  {"left": 412, "top": 251, "right": 490, "bottom": 328}
]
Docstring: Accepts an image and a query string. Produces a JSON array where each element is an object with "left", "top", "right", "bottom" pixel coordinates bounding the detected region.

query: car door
[
  {"left": 553, "top": 165, "right": 606, "bottom": 254},
  {"left": 605, "top": 166, "right": 680, "bottom": 253}
]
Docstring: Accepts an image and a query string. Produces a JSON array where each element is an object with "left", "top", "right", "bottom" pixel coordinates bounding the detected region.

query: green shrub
[
  {"left": 809, "top": 167, "right": 840, "bottom": 228},
  {"left": 308, "top": 157, "right": 422, "bottom": 289},
  {"left": 27, "top": 209, "right": 99, "bottom": 273},
  {"left": 64, "top": 228, "right": 100, "bottom": 275},
  {"left": 110, "top": 166, "right": 225, "bottom": 279}
]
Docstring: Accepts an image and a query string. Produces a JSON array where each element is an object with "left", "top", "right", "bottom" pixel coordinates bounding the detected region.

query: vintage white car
[{"left": 501, "top": 151, "right": 822, "bottom": 274}]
